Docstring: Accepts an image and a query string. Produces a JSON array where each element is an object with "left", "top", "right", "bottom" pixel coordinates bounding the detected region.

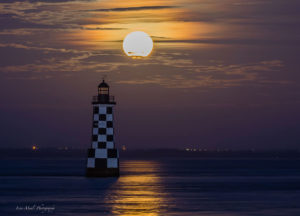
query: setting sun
[{"left": 123, "top": 31, "right": 153, "bottom": 57}]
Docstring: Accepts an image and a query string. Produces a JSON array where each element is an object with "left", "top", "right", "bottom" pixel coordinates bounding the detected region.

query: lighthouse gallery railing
[{"left": 92, "top": 95, "right": 115, "bottom": 103}]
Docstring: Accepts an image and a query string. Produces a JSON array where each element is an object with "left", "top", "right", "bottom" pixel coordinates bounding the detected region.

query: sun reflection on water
[{"left": 105, "top": 161, "right": 168, "bottom": 216}]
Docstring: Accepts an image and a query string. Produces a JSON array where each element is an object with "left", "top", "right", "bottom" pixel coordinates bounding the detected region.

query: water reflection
[{"left": 105, "top": 161, "right": 168, "bottom": 216}]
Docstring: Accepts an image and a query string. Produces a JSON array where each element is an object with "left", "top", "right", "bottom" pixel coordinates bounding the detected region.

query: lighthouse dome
[{"left": 98, "top": 80, "right": 109, "bottom": 88}]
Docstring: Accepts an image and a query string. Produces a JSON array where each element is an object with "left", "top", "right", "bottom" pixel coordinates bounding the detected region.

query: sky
[{"left": 0, "top": 0, "right": 299, "bottom": 150}]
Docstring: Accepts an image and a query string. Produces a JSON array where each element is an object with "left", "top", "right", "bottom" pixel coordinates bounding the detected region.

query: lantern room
[
  {"left": 93, "top": 80, "right": 115, "bottom": 104},
  {"left": 98, "top": 80, "right": 109, "bottom": 96}
]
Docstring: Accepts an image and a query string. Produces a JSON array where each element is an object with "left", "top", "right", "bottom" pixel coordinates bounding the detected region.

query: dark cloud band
[{"left": 86, "top": 6, "right": 178, "bottom": 12}]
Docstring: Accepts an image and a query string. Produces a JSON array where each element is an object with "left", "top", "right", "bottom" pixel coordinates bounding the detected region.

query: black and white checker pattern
[{"left": 87, "top": 104, "right": 119, "bottom": 169}]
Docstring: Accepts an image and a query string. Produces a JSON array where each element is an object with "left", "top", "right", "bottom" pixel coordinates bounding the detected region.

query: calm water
[{"left": 0, "top": 158, "right": 300, "bottom": 216}]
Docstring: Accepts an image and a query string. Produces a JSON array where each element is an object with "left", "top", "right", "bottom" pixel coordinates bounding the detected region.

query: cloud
[
  {"left": 0, "top": 41, "right": 289, "bottom": 89},
  {"left": 1, "top": 0, "right": 299, "bottom": 48},
  {"left": 154, "top": 38, "right": 300, "bottom": 46},
  {"left": 0, "top": 0, "right": 298, "bottom": 90},
  {"left": 114, "top": 55, "right": 287, "bottom": 88},
  {"left": 86, "top": 6, "right": 178, "bottom": 12},
  {"left": 80, "top": 27, "right": 126, "bottom": 30},
  {"left": 0, "top": 0, "right": 95, "bottom": 2},
  {"left": 0, "top": 13, "right": 57, "bottom": 30},
  {"left": 0, "top": 43, "right": 86, "bottom": 53}
]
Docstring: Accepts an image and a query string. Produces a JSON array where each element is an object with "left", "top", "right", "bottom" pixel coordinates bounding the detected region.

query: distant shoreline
[{"left": 0, "top": 148, "right": 299, "bottom": 159}]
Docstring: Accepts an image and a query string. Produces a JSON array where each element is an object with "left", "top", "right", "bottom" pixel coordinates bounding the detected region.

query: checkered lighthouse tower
[{"left": 86, "top": 80, "right": 119, "bottom": 177}]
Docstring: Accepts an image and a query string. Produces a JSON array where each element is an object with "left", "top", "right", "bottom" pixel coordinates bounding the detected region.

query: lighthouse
[{"left": 86, "top": 80, "right": 119, "bottom": 177}]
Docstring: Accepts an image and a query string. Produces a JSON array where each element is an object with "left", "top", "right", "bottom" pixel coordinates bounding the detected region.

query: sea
[{"left": 0, "top": 158, "right": 300, "bottom": 216}]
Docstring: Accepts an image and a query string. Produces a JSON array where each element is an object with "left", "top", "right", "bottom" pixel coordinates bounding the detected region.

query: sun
[{"left": 122, "top": 31, "right": 153, "bottom": 58}]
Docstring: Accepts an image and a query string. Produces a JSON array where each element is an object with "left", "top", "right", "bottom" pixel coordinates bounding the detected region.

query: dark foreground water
[{"left": 0, "top": 159, "right": 300, "bottom": 216}]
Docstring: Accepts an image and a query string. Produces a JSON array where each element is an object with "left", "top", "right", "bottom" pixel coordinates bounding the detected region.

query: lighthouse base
[{"left": 86, "top": 168, "right": 119, "bottom": 177}]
